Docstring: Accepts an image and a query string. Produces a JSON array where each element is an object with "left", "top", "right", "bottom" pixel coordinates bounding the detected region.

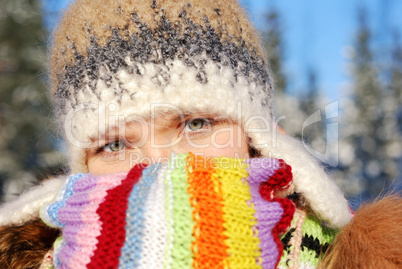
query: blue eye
[
  {"left": 186, "top": 119, "right": 206, "bottom": 131},
  {"left": 104, "top": 141, "right": 126, "bottom": 152}
]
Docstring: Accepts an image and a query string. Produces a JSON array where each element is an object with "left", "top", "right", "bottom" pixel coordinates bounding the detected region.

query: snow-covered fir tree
[
  {"left": 388, "top": 32, "right": 402, "bottom": 188},
  {"left": 0, "top": 0, "right": 66, "bottom": 202},
  {"left": 336, "top": 8, "right": 400, "bottom": 202}
]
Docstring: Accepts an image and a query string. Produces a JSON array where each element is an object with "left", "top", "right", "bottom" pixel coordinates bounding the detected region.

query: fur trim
[
  {"left": 0, "top": 177, "right": 66, "bottom": 227},
  {"left": 319, "top": 193, "right": 402, "bottom": 268},
  {"left": 0, "top": 219, "right": 60, "bottom": 269},
  {"left": 63, "top": 58, "right": 271, "bottom": 172}
]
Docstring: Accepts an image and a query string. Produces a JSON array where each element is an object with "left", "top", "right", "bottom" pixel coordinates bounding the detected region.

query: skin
[{"left": 87, "top": 111, "right": 249, "bottom": 175}]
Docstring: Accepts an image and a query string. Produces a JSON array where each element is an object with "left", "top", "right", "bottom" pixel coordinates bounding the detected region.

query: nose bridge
[
  {"left": 135, "top": 117, "right": 183, "bottom": 165},
  {"left": 139, "top": 137, "right": 174, "bottom": 165}
]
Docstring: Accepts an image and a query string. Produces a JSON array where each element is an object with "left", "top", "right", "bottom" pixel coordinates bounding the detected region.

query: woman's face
[{"left": 87, "top": 112, "right": 249, "bottom": 175}]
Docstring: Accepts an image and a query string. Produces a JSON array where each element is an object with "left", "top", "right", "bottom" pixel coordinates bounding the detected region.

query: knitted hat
[
  {"left": 52, "top": 0, "right": 271, "bottom": 170},
  {"left": 51, "top": 0, "right": 350, "bottom": 228},
  {"left": 41, "top": 154, "right": 297, "bottom": 268}
]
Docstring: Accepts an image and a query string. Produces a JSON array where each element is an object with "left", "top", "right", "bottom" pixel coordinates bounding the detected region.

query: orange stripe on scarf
[{"left": 186, "top": 153, "right": 228, "bottom": 269}]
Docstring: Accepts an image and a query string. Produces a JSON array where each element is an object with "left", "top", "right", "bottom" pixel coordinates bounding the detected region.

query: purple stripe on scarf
[
  {"left": 56, "top": 173, "right": 127, "bottom": 268},
  {"left": 57, "top": 174, "right": 101, "bottom": 268},
  {"left": 246, "top": 158, "right": 284, "bottom": 269}
]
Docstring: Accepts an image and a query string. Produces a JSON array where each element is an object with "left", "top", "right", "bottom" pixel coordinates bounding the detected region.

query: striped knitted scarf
[{"left": 41, "top": 154, "right": 336, "bottom": 268}]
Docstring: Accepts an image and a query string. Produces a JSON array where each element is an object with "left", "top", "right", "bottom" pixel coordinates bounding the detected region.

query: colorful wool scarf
[{"left": 42, "top": 154, "right": 334, "bottom": 269}]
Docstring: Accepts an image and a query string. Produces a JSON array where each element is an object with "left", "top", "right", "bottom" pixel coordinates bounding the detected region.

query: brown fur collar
[
  {"left": 319, "top": 194, "right": 402, "bottom": 269},
  {"left": 0, "top": 219, "right": 60, "bottom": 269}
]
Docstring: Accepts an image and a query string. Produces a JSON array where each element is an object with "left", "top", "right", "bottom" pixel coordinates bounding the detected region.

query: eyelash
[
  {"left": 181, "top": 118, "right": 214, "bottom": 134},
  {"left": 94, "top": 140, "right": 129, "bottom": 158}
]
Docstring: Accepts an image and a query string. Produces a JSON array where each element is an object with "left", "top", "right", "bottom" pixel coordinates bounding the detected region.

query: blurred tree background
[
  {"left": 262, "top": 4, "right": 401, "bottom": 207},
  {"left": 0, "top": 0, "right": 67, "bottom": 202},
  {"left": 334, "top": 8, "right": 402, "bottom": 202},
  {"left": 0, "top": 0, "right": 401, "bottom": 206}
]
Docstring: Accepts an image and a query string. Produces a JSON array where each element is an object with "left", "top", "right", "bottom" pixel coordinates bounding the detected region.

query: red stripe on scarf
[
  {"left": 87, "top": 164, "right": 147, "bottom": 268},
  {"left": 259, "top": 159, "right": 295, "bottom": 268}
]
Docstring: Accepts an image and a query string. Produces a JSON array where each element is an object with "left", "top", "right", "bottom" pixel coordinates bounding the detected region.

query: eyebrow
[
  {"left": 89, "top": 126, "right": 126, "bottom": 142},
  {"left": 152, "top": 112, "right": 221, "bottom": 124}
]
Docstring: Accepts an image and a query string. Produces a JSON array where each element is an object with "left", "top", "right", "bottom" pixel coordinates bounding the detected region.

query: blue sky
[
  {"left": 240, "top": 0, "right": 402, "bottom": 100},
  {"left": 41, "top": 0, "right": 402, "bottom": 101}
]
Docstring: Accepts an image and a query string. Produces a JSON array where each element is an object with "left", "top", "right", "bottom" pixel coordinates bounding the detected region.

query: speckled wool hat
[
  {"left": 52, "top": 0, "right": 271, "bottom": 166},
  {"left": 51, "top": 0, "right": 351, "bottom": 228}
]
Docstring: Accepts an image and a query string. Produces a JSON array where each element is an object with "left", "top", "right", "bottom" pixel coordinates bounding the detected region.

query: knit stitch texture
[{"left": 42, "top": 154, "right": 296, "bottom": 268}]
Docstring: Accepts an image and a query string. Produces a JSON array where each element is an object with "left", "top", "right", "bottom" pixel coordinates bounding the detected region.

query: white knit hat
[{"left": 51, "top": 0, "right": 350, "bottom": 228}]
